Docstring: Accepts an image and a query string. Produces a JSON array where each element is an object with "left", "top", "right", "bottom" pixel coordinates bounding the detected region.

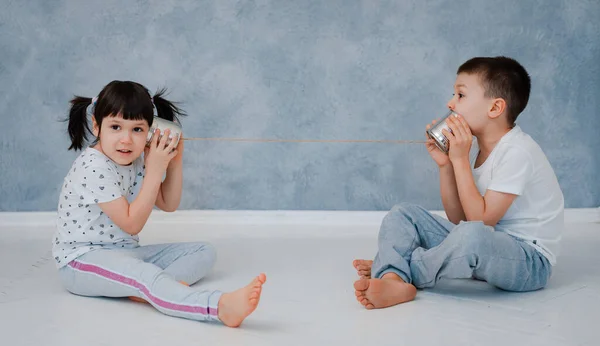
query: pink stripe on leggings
[{"left": 69, "top": 260, "right": 218, "bottom": 316}]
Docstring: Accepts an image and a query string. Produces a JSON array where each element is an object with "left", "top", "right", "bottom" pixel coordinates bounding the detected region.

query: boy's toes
[
  {"left": 359, "top": 297, "right": 372, "bottom": 307},
  {"left": 353, "top": 259, "right": 372, "bottom": 269},
  {"left": 354, "top": 278, "right": 370, "bottom": 291},
  {"left": 355, "top": 289, "right": 366, "bottom": 297}
]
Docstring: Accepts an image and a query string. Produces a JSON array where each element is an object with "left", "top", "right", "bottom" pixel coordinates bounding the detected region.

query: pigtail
[
  {"left": 67, "top": 96, "right": 93, "bottom": 151},
  {"left": 152, "top": 88, "right": 186, "bottom": 124}
]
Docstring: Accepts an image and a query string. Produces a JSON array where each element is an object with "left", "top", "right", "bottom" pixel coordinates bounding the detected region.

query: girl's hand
[
  {"left": 144, "top": 129, "right": 178, "bottom": 176},
  {"left": 443, "top": 114, "right": 472, "bottom": 164},
  {"left": 425, "top": 119, "right": 451, "bottom": 167}
]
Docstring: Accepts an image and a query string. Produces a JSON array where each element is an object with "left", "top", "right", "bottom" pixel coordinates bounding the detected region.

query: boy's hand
[
  {"left": 425, "top": 120, "right": 451, "bottom": 167},
  {"left": 442, "top": 114, "right": 472, "bottom": 163}
]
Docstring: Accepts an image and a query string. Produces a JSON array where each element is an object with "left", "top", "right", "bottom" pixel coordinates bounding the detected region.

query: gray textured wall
[{"left": 1, "top": 0, "right": 598, "bottom": 211}]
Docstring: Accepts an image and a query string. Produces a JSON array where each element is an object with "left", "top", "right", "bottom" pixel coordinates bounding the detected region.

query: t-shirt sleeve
[
  {"left": 488, "top": 146, "right": 534, "bottom": 196},
  {"left": 71, "top": 162, "right": 124, "bottom": 205}
]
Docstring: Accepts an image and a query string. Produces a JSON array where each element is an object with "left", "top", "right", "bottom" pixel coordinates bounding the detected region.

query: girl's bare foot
[
  {"left": 353, "top": 259, "right": 373, "bottom": 279},
  {"left": 218, "top": 273, "right": 267, "bottom": 327},
  {"left": 353, "top": 273, "right": 416, "bottom": 309}
]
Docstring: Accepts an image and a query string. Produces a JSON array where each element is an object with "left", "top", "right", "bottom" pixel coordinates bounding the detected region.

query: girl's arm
[
  {"left": 155, "top": 139, "right": 183, "bottom": 212},
  {"left": 99, "top": 171, "right": 163, "bottom": 235},
  {"left": 98, "top": 130, "right": 178, "bottom": 235}
]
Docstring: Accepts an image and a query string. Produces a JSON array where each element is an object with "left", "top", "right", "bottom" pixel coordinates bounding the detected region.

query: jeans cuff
[{"left": 378, "top": 268, "right": 411, "bottom": 284}]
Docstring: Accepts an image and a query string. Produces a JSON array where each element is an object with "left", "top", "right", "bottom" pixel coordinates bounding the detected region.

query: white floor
[{"left": 1, "top": 210, "right": 599, "bottom": 346}]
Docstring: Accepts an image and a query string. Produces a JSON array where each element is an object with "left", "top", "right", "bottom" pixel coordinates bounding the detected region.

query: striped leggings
[{"left": 58, "top": 242, "right": 222, "bottom": 322}]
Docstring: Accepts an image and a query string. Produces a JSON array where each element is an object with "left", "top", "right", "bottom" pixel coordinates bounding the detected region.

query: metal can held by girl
[
  {"left": 426, "top": 110, "right": 458, "bottom": 154},
  {"left": 147, "top": 116, "right": 182, "bottom": 147}
]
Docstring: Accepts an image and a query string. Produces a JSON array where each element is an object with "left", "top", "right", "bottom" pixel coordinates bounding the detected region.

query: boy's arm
[
  {"left": 452, "top": 159, "right": 517, "bottom": 226},
  {"left": 439, "top": 164, "right": 467, "bottom": 224},
  {"left": 425, "top": 120, "right": 466, "bottom": 224},
  {"left": 444, "top": 115, "right": 522, "bottom": 226}
]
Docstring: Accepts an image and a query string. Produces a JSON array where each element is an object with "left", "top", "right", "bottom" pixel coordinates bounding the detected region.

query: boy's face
[{"left": 446, "top": 72, "right": 492, "bottom": 135}]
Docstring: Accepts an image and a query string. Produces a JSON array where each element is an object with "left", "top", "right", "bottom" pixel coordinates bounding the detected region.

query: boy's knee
[
  {"left": 446, "top": 221, "right": 492, "bottom": 252},
  {"left": 385, "top": 203, "right": 427, "bottom": 224},
  {"left": 390, "top": 202, "right": 420, "bottom": 214},
  {"left": 380, "top": 203, "right": 426, "bottom": 233}
]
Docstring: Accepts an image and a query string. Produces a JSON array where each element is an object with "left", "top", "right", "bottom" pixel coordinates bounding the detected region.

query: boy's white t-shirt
[
  {"left": 52, "top": 147, "right": 145, "bottom": 268},
  {"left": 469, "top": 125, "right": 564, "bottom": 265}
]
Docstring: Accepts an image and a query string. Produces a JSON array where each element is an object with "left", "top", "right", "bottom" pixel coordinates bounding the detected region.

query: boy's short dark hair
[{"left": 458, "top": 56, "right": 531, "bottom": 126}]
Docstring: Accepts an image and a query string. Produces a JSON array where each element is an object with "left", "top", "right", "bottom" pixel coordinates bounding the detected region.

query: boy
[{"left": 353, "top": 56, "right": 564, "bottom": 309}]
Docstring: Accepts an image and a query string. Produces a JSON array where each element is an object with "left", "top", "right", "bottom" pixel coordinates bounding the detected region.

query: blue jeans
[
  {"left": 372, "top": 203, "right": 551, "bottom": 291},
  {"left": 58, "top": 242, "right": 222, "bottom": 322}
]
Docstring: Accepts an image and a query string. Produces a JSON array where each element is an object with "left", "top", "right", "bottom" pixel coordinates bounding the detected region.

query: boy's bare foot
[
  {"left": 353, "top": 273, "right": 416, "bottom": 309},
  {"left": 218, "top": 273, "right": 267, "bottom": 327},
  {"left": 353, "top": 259, "right": 373, "bottom": 278}
]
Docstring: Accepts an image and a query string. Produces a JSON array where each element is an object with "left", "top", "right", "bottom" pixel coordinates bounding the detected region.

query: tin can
[
  {"left": 426, "top": 110, "right": 457, "bottom": 154},
  {"left": 147, "top": 116, "right": 182, "bottom": 147}
]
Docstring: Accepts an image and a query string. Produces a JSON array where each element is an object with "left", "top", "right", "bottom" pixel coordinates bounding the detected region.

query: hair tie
[
  {"left": 85, "top": 96, "right": 98, "bottom": 118},
  {"left": 85, "top": 95, "right": 157, "bottom": 117}
]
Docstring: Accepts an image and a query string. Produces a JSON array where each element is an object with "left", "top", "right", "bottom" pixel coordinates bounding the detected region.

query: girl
[{"left": 53, "top": 80, "right": 266, "bottom": 327}]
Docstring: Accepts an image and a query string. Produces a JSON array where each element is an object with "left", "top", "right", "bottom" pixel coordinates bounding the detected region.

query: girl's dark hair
[{"left": 66, "top": 80, "right": 186, "bottom": 150}]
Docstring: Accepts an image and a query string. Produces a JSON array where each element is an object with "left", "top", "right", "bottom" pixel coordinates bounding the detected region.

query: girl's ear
[{"left": 92, "top": 116, "right": 99, "bottom": 137}]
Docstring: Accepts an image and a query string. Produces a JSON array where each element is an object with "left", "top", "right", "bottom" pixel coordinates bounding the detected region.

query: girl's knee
[{"left": 195, "top": 242, "right": 217, "bottom": 265}]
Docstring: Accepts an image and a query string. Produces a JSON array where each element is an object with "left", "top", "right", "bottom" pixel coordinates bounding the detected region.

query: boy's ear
[
  {"left": 488, "top": 98, "right": 507, "bottom": 120},
  {"left": 92, "top": 117, "right": 99, "bottom": 137}
]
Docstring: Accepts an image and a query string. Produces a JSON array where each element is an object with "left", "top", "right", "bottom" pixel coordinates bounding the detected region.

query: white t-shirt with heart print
[{"left": 52, "top": 147, "right": 145, "bottom": 268}]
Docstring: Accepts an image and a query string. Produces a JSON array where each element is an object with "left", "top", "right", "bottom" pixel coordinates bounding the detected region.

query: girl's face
[{"left": 92, "top": 114, "right": 150, "bottom": 165}]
